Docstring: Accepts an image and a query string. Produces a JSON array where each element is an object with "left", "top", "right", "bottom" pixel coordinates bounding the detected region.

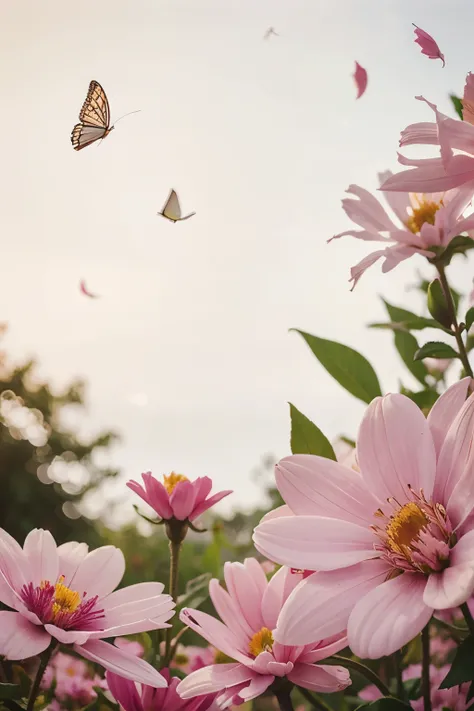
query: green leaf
[
  {"left": 440, "top": 636, "right": 474, "bottom": 688},
  {"left": 293, "top": 330, "right": 382, "bottom": 404},
  {"left": 450, "top": 94, "right": 464, "bottom": 120},
  {"left": 289, "top": 403, "right": 336, "bottom": 460},
  {"left": 427, "top": 279, "right": 453, "bottom": 329},
  {"left": 440, "top": 235, "right": 474, "bottom": 266},
  {"left": 465, "top": 307, "right": 474, "bottom": 332},
  {"left": 414, "top": 341, "right": 460, "bottom": 361},
  {"left": 356, "top": 698, "right": 412, "bottom": 711},
  {"left": 382, "top": 300, "right": 428, "bottom": 385},
  {"left": 369, "top": 317, "right": 447, "bottom": 332},
  {"left": 0, "top": 684, "right": 22, "bottom": 701},
  {"left": 177, "top": 572, "right": 212, "bottom": 609},
  {"left": 401, "top": 388, "right": 439, "bottom": 411},
  {"left": 404, "top": 677, "right": 421, "bottom": 700}
]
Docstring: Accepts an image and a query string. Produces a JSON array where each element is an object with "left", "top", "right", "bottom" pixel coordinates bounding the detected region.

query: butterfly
[
  {"left": 71, "top": 81, "right": 113, "bottom": 151},
  {"left": 157, "top": 190, "right": 196, "bottom": 222},
  {"left": 264, "top": 27, "right": 279, "bottom": 40}
]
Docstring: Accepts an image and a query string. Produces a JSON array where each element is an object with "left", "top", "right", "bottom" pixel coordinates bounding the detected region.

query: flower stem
[
  {"left": 26, "top": 641, "right": 56, "bottom": 711},
  {"left": 275, "top": 688, "right": 295, "bottom": 711},
  {"left": 421, "top": 624, "right": 432, "bottom": 711},
  {"left": 328, "top": 656, "right": 391, "bottom": 697},
  {"left": 162, "top": 538, "right": 182, "bottom": 667},
  {"left": 436, "top": 264, "right": 473, "bottom": 378},
  {"left": 393, "top": 650, "right": 405, "bottom": 701},
  {"left": 298, "top": 686, "right": 334, "bottom": 711},
  {"left": 461, "top": 602, "right": 474, "bottom": 637}
]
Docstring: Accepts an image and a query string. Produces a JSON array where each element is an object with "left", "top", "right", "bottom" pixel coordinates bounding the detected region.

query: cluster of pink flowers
[{"left": 41, "top": 651, "right": 107, "bottom": 709}]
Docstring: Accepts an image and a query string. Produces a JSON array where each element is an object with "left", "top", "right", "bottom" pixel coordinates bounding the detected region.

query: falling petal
[
  {"left": 413, "top": 24, "right": 445, "bottom": 67},
  {"left": 79, "top": 280, "right": 99, "bottom": 299},
  {"left": 353, "top": 62, "right": 368, "bottom": 99}
]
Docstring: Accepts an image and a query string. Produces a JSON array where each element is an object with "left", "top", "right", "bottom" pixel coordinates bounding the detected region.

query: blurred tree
[{"left": 0, "top": 326, "right": 120, "bottom": 546}]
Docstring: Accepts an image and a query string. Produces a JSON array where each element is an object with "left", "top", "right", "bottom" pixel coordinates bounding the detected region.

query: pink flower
[
  {"left": 381, "top": 80, "right": 474, "bottom": 193},
  {"left": 114, "top": 637, "right": 145, "bottom": 657},
  {"left": 172, "top": 645, "right": 216, "bottom": 674},
  {"left": 361, "top": 664, "right": 469, "bottom": 711},
  {"left": 253, "top": 379, "right": 474, "bottom": 659},
  {"left": 42, "top": 651, "right": 104, "bottom": 707},
  {"left": 177, "top": 559, "right": 350, "bottom": 707},
  {"left": 0, "top": 529, "right": 174, "bottom": 686},
  {"left": 413, "top": 25, "right": 445, "bottom": 67},
  {"left": 424, "top": 358, "right": 452, "bottom": 376},
  {"left": 128, "top": 472, "right": 232, "bottom": 522},
  {"left": 106, "top": 668, "right": 219, "bottom": 711},
  {"left": 353, "top": 62, "right": 368, "bottom": 99},
  {"left": 330, "top": 173, "right": 474, "bottom": 287}
]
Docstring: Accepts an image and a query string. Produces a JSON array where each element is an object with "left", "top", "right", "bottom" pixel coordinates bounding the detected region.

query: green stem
[
  {"left": 436, "top": 264, "right": 473, "bottom": 377},
  {"left": 393, "top": 650, "right": 405, "bottom": 701},
  {"left": 275, "top": 688, "right": 295, "bottom": 711},
  {"left": 328, "top": 656, "right": 391, "bottom": 697},
  {"left": 461, "top": 602, "right": 474, "bottom": 637},
  {"left": 421, "top": 625, "right": 432, "bottom": 711},
  {"left": 162, "top": 539, "right": 182, "bottom": 668},
  {"left": 298, "top": 686, "right": 334, "bottom": 711},
  {"left": 27, "top": 642, "right": 56, "bottom": 711}
]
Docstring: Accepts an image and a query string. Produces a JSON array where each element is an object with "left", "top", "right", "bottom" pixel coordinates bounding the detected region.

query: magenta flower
[
  {"left": 413, "top": 25, "right": 445, "bottom": 67},
  {"left": 106, "top": 668, "right": 219, "bottom": 711},
  {"left": 253, "top": 380, "right": 474, "bottom": 658},
  {"left": 177, "top": 559, "right": 350, "bottom": 706},
  {"left": 382, "top": 79, "right": 474, "bottom": 193},
  {"left": 353, "top": 62, "right": 368, "bottom": 99},
  {"left": 127, "top": 471, "right": 232, "bottom": 522},
  {"left": 0, "top": 529, "right": 174, "bottom": 686},
  {"left": 330, "top": 173, "right": 474, "bottom": 288}
]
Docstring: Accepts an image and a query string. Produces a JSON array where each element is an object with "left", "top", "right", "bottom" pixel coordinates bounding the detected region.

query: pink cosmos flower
[
  {"left": 106, "top": 668, "right": 219, "bottom": 711},
  {"left": 177, "top": 559, "right": 350, "bottom": 707},
  {"left": 353, "top": 62, "right": 368, "bottom": 99},
  {"left": 0, "top": 528, "right": 174, "bottom": 686},
  {"left": 171, "top": 645, "right": 216, "bottom": 674},
  {"left": 41, "top": 651, "right": 104, "bottom": 707},
  {"left": 413, "top": 25, "right": 445, "bottom": 67},
  {"left": 361, "top": 664, "right": 469, "bottom": 711},
  {"left": 382, "top": 77, "right": 474, "bottom": 193},
  {"left": 330, "top": 173, "right": 474, "bottom": 288},
  {"left": 128, "top": 471, "right": 232, "bottom": 522},
  {"left": 253, "top": 379, "right": 474, "bottom": 659}
]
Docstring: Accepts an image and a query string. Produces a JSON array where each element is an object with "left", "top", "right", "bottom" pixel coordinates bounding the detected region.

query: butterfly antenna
[{"left": 112, "top": 110, "right": 142, "bottom": 126}]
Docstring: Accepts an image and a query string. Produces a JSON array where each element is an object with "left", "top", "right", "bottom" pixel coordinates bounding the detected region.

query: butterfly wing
[
  {"left": 71, "top": 80, "right": 111, "bottom": 150},
  {"left": 177, "top": 211, "right": 196, "bottom": 221},
  {"left": 162, "top": 190, "right": 182, "bottom": 221}
]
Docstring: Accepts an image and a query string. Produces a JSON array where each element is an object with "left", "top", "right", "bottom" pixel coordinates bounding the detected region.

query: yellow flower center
[
  {"left": 248, "top": 627, "right": 274, "bottom": 657},
  {"left": 386, "top": 502, "right": 429, "bottom": 556},
  {"left": 163, "top": 472, "right": 189, "bottom": 494},
  {"left": 50, "top": 576, "right": 81, "bottom": 618},
  {"left": 66, "top": 666, "right": 76, "bottom": 677},
  {"left": 406, "top": 194, "right": 443, "bottom": 234},
  {"left": 173, "top": 653, "right": 189, "bottom": 666}
]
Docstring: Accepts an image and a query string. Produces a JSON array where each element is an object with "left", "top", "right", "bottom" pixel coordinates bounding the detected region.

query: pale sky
[{"left": 1, "top": 0, "right": 474, "bottom": 525}]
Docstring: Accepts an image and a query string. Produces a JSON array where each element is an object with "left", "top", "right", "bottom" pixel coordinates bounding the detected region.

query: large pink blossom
[
  {"left": 177, "top": 559, "right": 350, "bottom": 707},
  {"left": 106, "top": 668, "right": 219, "bottom": 711},
  {"left": 330, "top": 173, "right": 474, "bottom": 288},
  {"left": 382, "top": 76, "right": 474, "bottom": 193},
  {"left": 128, "top": 471, "right": 232, "bottom": 522},
  {"left": 253, "top": 379, "right": 474, "bottom": 659},
  {"left": 0, "top": 529, "right": 174, "bottom": 686}
]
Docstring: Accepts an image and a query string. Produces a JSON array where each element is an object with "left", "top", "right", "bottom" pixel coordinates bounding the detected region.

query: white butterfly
[{"left": 157, "top": 190, "right": 196, "bottom": 222}]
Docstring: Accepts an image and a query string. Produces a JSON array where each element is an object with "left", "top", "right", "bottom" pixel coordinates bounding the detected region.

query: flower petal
[
  {"left": 224, "top": 561, "right": 265, "bottom": 631},
  {"left": 44, "top": 624, "right": 91, "bottom": 645},
  {"left": 423, "top": 565, "right": 474, "bottom": 610},
  {"left": 381, "top": 155, "right": 474, "bottom": 194},
  {"left": 427, "top": 378, "right": 471, "bottom": 456},
  {"left": 378, "top": 171, "right": 410, "bottom": 223},
  {"left": 0, "top": 611, "right": 50, "bottom": 659},
  {"left": 76, "top": 639, "right": 167, "bottom": 687},
  {"left": 349, "top": 250, "right": 388, "bottom": 289},
  {"left": 262, "top": 566, "right": 301, "bottom": 630},
  {"left": 348, "top": 574, "right": 432, "bottom": 658},
  {"left": 275, "top": 560, "right": 390, "bottom": 644},
  {"left": 353, "top": 62, "right": 368, "bottom": 99},
  {"left": 209, "top": 579, "right": 254, "bottom": 643},
  {"left": 254, "top": 515, "right": 375, "bottom": 571},
  {"left": 177, "top": 664, "right": 255, "bottom": 697},
  {"left": 0, "top": 528, "right": 28, "bottom": 596},
  {"left": 180, "top": 608, "right": 250, "bottom": 665},
  {"left": 274, "top": 455, "right": 377, "bottom": 524},
  {"left": 190, "top": 490, "right": 232, "bottom": 521},
  {"left": 57, "top": 542, "right": 89, "bottom": 586},
  {"left": 68, "top": 546, "right": 125, "bottom": 600},
  {"left": 106, "top": 672, "right": 142, "bottom": 711},
  {"left": 342, "top": 185, "right": 398, "bottom": 232},
  {"left": 170, "top": 480, "right": 197, "bottom": 520},
  {"left": 23, "top": 529, "right": 59, "bottom": 588},
  {"left": 288, "top": 663, "right": 350, "bottom": 692},
  {"left": 357, "top": 393, "right": 436, "bottom": 504}
]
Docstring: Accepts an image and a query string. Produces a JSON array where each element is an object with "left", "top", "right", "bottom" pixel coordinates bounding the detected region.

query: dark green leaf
[
  {"left": 293, "top": 330, "right": 382, "bottom": 404},
  {"left": 440, "top": 636, "right": 474, "bottom": 688},
  {"left": 401, "top": 388, "right": 439, "bottom": 410},
  {"left": 382, "top": 300, "right": 418, "bottom": 323},
  {"left": 369, "top": 317, "right": 447, "bottom": 332},
  {"left": 289, "top": 403, "right": 336, "bottom": 460},
  {"left": 355, "top": 698, "right": 412, "bottom": 711},
  {"left": 427, "top": 279, "right": 453, "bottom": 329},
  {"left": 465, "top": 307, "right": 474, "bottom": 332},
  {"left": 393, "top": 330, "right": 428, "bottom": 386},
  {"left": 450, "top": 94, "right": 464, "bottom": 120},
  {"left": 403, "top": 677, "right": 421, "bottom": 700},
  {"left": 0, "top": 684, "right": 22, "bottom": 701},
  {"left": 414, "top": 342, "right": 459, "bottom": 361},
  {"left": 467, "top": 335, "right": 474, "bottom": 353},
  {"left": 440, "top": 236, "right": 474, "bottom": 266}
]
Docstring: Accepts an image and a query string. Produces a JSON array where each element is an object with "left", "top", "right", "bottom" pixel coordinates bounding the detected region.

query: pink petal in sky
[
  {"left": 79, "top": 279, "right": 99, "bottom": 298},
  {"left": 353, "top": 62, "right": 367, "bottom": 99},
  {"left": 413, "top": 24, "right": 445, "bottom": 67}
]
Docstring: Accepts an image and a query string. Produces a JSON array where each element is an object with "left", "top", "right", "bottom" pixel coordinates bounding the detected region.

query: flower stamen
[
  {"left": 248, "top": 627, "right": 274, "bottom": 657},
  {"left": 406, "top": 193, "right": 443, "bottom": 234},
  {"left": 163, "top": 472, "right": 189, "bottom": 494}
]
